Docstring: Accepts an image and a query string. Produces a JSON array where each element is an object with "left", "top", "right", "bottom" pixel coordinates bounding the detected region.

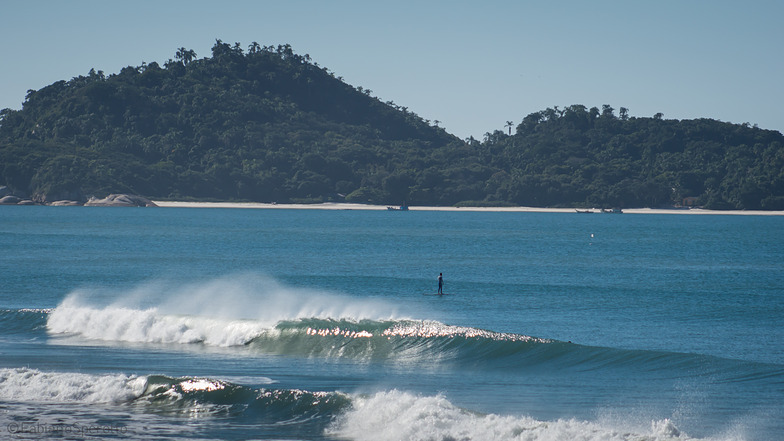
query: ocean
[{"left": 0, "top": 206, "right": 782, "bottom": 440}]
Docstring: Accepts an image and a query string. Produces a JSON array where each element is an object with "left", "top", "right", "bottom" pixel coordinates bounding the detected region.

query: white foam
[
  {"left": 47, "top": 273, "right": 401, "bottom": 346},
  {"left": 48, "top": 296, "right": 266, "bottom": 346},
  {"left": 328, "top": 390, "right": 715, "bottom": 441},
  {"left": 0, "top": 368, "right": 146, "bottom": 404}
]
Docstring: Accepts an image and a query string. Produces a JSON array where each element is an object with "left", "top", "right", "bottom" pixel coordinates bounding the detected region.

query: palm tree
[
  {"left": 505, "top": 121, "right": 514, "bottom": 135},
  {"left": 175, "top": 47, "right": 196, "bottom": 65}
]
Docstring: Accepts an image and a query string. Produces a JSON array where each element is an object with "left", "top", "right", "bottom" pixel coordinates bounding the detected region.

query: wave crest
[{"left": 0, "top": 368, "right": 145, "bottom": 404}]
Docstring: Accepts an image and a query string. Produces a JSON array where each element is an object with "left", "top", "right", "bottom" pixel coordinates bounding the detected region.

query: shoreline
[{"left": 151, "top": 201, "right": 784, "bottom": 216}]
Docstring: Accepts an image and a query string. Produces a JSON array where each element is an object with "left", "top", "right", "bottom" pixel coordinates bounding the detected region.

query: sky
[{"left": 1, "top": 0, "right": 782, "bottom": 140}]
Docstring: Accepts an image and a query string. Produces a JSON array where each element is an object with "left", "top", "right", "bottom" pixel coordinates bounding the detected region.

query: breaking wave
[
  {"left": 328, "top": 390, "right": 701, "bottom": 441},
  {"left": 45, "top": 298, "right": 554, "bottom": 365},
  {"left": 0, "top": 367, "right": 345, "bottom": 422},
  {"left": 0, "top": 368, "right": 723, "bottom": 440},
  {"left": 40, "top": 301, "right": 784, "bottom": 378}
]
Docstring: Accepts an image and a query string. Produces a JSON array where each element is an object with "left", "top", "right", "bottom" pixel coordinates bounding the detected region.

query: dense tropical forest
[{"left": 1, "top": 40, "right": 783, "bottom": 209}]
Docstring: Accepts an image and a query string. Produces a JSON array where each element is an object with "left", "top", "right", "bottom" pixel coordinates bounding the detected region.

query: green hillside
[
  {"left": 481, "top": 106, "right": 784, "bottom": 210},
  {"left": 1, "top": 41, "right": 783, "bottom": 209}
]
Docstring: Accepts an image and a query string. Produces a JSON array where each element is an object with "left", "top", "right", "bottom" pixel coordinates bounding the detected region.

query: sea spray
[
  {"left": 152, "top": 273, "right": 400, "bottom": 324},
  {"left": 55, "top": 273, "right": 398, "bottom": 319}
]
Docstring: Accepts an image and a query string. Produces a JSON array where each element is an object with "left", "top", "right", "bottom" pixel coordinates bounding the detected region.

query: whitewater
[{"left": 0, "top": 206, "right": 782, "bottom": 440}]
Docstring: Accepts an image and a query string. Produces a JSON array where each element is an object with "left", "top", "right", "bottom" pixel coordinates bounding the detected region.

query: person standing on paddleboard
[{"left": 438, "top": 273, "right": 443, "bottom": 295}]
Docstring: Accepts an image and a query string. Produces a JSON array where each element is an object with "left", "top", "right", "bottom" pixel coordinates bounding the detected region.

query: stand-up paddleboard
[{"left": 423, "top": 293, "right": 449, "bottom": 296}]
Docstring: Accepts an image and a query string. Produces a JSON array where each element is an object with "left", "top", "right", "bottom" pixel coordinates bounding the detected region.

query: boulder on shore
[
  {"left": 0, "top": 195, "right": 22, "bottom": 205},
  {"left": 0, "top": 196, "right": 37, "bottom": 205},
  {"left": 50, "top": 200, "right": 83, "bottom": 206},
  {"left": 84, "top": 194, "right": 157, "bottom": 207}
]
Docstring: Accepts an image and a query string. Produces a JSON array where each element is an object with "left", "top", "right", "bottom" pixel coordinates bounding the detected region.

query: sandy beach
[{"left": 152, "top": 201, "right": 784, "bottom": 215}]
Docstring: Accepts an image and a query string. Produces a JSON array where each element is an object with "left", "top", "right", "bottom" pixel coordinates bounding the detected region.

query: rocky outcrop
[
  {"left": 83, "top": 194, "right": 157, "bottom": 207},
  {"left": 0, "top": 195, "right": 22, "bottom": 205},
  {"left": 0, "top": 196, "right": 36, "bottom": 205},
  {"left": 49, "top": 200, "right": 83, "bottom": 206},
  {"left": 1, "top": 193, "right": 155, "bottom": 206},
  {"left": 0, "top": 187, "right": 36, "bottom": 205}
]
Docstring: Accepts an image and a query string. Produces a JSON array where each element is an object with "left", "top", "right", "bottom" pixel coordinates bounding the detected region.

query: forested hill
[
  {"left": 0, "top": 41, "right": 460, "bottom": 204},
  {"left": 481, "top": 106, "right": 784, "bottom": 210},
  {"left": 1, "top": 41, "right": 783, "bottom": 209}
]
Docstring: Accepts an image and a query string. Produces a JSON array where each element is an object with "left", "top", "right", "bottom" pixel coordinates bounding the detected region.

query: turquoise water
[{"left": 0, "top": 206, "right": 782, "bottom": 440}]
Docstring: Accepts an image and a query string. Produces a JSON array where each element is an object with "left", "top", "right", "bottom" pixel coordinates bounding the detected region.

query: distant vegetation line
[{"left": 1, "top": 40, "right": 783, "bottom": 209}]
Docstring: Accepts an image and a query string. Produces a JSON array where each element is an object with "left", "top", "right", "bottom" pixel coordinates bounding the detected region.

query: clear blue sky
[{"left": 2, "top": 0, "right": 782, "bottom": 140}]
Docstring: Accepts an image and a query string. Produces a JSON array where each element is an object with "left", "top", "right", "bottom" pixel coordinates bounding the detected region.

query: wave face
[
  {"left": 248, "top": 318, "right": 551, "bottom": 364},
  {"left": 136, "top": 374, "right": 350, "bottom": 421},
  {"left": 0, "top": 308, "right": 49, "bottom": 336}
]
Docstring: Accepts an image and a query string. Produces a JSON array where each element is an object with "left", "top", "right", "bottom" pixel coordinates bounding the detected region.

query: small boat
[
  {"left": 601, "top": 208, "right": 623, "bottom": 214},
  {"left": 387, "top": 205, "right": 409, "bottom": 211},
  {"left": 575, "top": 209, "right": 594, "bottom": 214}
]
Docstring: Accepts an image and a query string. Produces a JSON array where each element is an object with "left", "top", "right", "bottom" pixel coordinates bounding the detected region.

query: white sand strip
[{"left": 151, "top": 201, "right": 784, "bottom": 215}]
